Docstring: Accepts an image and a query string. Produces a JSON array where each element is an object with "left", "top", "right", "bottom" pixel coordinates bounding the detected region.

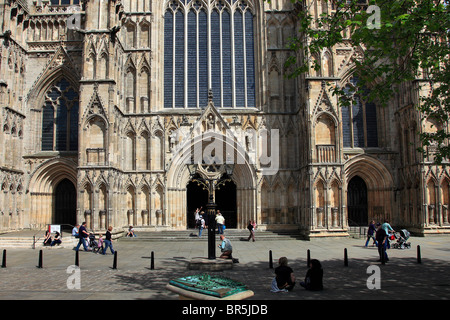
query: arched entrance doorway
[
  {"left": 347, "top": 176, "right": 368, "bottom": 226},
  {"left": 186, "top": 178, "right": 209, "bottom": 229},
  {"left": 215, "top": 179, "right": 237, "bottom": 228},
  {"left": 54, "top": 178, "right": 76, "bottom": 227},
  {"left": 186, "top": 175, "right": 237, "bottom": 229},
  {"left": 166, "top": 106, "right": 257, "bottom": 230}
]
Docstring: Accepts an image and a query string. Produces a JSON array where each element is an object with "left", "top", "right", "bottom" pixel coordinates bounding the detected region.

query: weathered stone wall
[{"left": 0, "top": 0, "right": 449, "bottom": 236}]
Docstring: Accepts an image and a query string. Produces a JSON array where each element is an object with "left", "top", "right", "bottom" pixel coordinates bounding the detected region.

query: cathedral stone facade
[{"left": 0, "top": 0, "right": 448, "bottom": 238}]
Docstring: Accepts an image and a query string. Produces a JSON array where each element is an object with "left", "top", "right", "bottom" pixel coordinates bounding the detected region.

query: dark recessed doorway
[
  {"left": 54, "top": 178, "right": 77, "bottom": 227},
  {"left": 347, "top": 175, "right": 368, "bottom": 226},
  {"left": 215, "top": 179, "right": 237, "bottom": 228},
  {"left": 186, "top": 179, "right": 209, "bottom": 229},
  {"left": 186, "top": 176, "right": 237, "bottom": 229}
]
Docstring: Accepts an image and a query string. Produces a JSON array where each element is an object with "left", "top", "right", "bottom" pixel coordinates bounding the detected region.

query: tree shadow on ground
[{"left": 111, "top": 254, "right": 450, "bottom": 300}]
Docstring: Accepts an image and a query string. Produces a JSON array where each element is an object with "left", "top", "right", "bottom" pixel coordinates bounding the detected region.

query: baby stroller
[
  {"left": 88, "top": 233, "right": 102, "bottom": 253},
  {"left": 392, "top": 229, "right": 411, "bottom": 249}
]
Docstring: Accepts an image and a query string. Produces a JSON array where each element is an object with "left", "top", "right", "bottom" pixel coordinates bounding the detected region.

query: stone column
[
  {"left": 99, "top": 210, "right": 106, "bottom": 230},
  {"left": 156, "top": 209, "right": 162, "bottom": 226},
  {"left": 443, "top": 205, "right": 448, "bottom": 224},
  {"left": 331, "top": 207, "right": 339, "bottom": 227},
  {"left": 316, "top": 207, "right": 324, "bottom": 228},
  {"left": 127, "top": 209, "right": 134, "bottom": 226},
  {"left": 142, "top": 209, "right": 149, "bottom": 226},
  {"left": 84, "top": 210, "right": 92, "bottom": 229},
  {"left": 428, "top": 204, "right": 435, "bottom": 224}
]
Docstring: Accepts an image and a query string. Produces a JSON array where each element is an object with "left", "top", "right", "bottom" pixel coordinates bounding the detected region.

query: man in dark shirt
[
  {"left": 74, "top": 222, "right": 90, "bottom": 251},
  {"left": 275, "top": 257, "right": 296, "bottom": 291},
  {"left": 375, "top": 223, "right": 389, "bottom": 263},
  {"left": 365, "top": 220, "right": 378, "bottom": 247},
  {"left": 102, "top": 226, "right": 115, "bottom": 255}
]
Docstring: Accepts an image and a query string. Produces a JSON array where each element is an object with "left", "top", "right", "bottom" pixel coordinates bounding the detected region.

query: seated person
[
  {"left": 272, "top": 257, "right": 296, "bottom": 292},
  {"left": 218, "top": 234, "right": 233, "bottom": 259},
  {"left": 300, "top": 259, "right": 323, "bottom": 291},
  {"left": 43, "top": 231, "right": 52, "bottom": 246},
  {"left": 51, "top": 231, "right": 62, "bottom": 246},
  {"left": 126, "top": 226, "right": 136, "bottom": 237},
  {"left": 72, "top": 224, "right": 79, "bottom": 238}
]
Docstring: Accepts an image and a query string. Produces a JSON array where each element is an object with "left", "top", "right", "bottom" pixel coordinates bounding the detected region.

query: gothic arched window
[
  {"left": 164, "top": 0, "right": 256, "bottom": 108},
  {"left": 341, "top": 76, "right": 378, "bottom": 148},
  {"left": 50, "top": 0, "right": 80, "bottom": 5},
  {"left": 41, "top": 78, "right": 79, "bottom": 151}
]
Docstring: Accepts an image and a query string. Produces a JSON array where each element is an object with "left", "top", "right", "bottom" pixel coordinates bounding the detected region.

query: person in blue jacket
[{"left": 365, "top": 220, "right": 378, "bottom": 247}]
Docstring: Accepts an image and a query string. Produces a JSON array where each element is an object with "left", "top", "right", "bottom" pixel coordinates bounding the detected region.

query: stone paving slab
[{"left": 1, "top": 235, "right": 450, "bottom": 304}]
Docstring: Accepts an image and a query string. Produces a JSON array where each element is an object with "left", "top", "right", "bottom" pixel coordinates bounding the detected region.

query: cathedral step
[
  {"left": 0, "top": 237, "right": 78, "bottom": 249},
  {"left": 118, "top": 229, "right": 305, "bottom": 242},
  {"left": 347, "top": 226, "right": 368, "bottom": 239}
]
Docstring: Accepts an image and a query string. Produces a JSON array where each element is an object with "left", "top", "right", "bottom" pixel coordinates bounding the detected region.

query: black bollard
[
  {"left": 150, "top": 251, "right": 154, "bottom": 270},
  {"left": 417, "top": 245, "right": 422, "bottom": 264},
  {"left": 307, "top": 249, "right": 310, "bottom": 267},
  {"left": 75, "top": 250, "right": 79, "bottom": 267},
  {"left": 344, "top": 248, "right": 348, "bottom": 267},
  {"left": 269, "top": 250, "right": 273, "bottom": 269},
  {"left": 37, "top": 250, "right": 43, "bottom": 268},
  {"left": 112, "top": 251, "right": 118, "bottom": 269},
  {"left": 1, "top": 249, "right": 6, "bottom": 268}
]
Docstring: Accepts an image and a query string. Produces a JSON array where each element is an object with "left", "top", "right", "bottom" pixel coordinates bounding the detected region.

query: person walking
[
  {"left": 382, "top": 220, "right": 395, "bottom": 249},
  {"left": 74, "top": 222, "right": 90, "bottom": 251},
  {"left": 247, "top": 220, "right": 255, "bottom": 242},
  {"left": 365, "top": 220, "right": 378, "bottom": 247},
  {"left": 102, "top": 226, "right": 115, "bottom": 255},
  {"left": 375, "top": 223, "right": 389, "bottom": 263}
]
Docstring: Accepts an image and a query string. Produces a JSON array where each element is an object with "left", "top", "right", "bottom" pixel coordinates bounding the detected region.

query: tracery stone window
[
  {"left": 49, "top": 0, "right": 80, "bottom": 5},
  {"left": 41, "top": 78, "right": 79, "bottom": 151},
  {"left": 164, "top": 0, "right": 256, "bottom": 108},
  {"left": 341, "top": 76, "right": 378, "bottom": 148}
]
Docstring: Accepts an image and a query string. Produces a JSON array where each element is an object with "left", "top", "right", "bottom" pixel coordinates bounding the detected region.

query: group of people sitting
[
  {"left": 271, "top": 257, "right": 323, "bottom": 293},
  {"left": 43, "top": 230, "right": 62, "bottom": 247}
]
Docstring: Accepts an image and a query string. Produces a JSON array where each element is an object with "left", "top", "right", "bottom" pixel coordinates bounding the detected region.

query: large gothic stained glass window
[
  {"left": 41, "top": 78, "right": 79, "bottom": 151},
  {"left": 164, "top": 0, "right": 256, "bottom": 108},
  {"left": 342, "top": 76, "right": 378, "bottom": 148}
]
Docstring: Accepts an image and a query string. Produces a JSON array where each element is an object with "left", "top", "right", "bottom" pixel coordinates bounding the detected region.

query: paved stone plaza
[{"left": 1, "top": 234, "right": 450, "bottom": 301}]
